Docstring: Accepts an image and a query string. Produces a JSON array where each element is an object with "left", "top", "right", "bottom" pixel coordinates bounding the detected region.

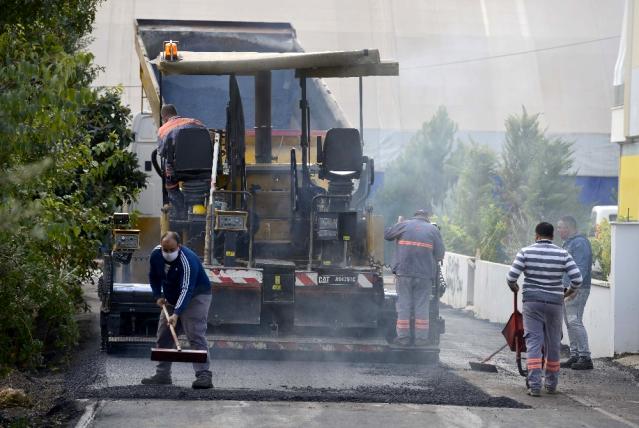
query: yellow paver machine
[{"left": 99, "top": 19, "right": 444, "bottom": 363}]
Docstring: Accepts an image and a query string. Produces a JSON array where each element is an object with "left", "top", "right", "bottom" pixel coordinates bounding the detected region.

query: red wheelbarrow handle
[{"left": 513, "top": 291, "right": 528, "bottom": 377}]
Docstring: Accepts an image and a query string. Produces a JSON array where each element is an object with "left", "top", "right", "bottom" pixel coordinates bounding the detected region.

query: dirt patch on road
[
  {"left": 0, "top": 289, "right": 104, "bottom": 427},
  {"left": 0, "top": 369, "right": 83, "bottom": 427}
]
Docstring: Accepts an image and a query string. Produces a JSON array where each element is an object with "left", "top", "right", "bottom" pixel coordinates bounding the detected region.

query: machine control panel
[
  {"left": 112, "top": 229, "right": 140, "bottom": 251},
  {"left": 215, "top": 210, "right": 248, "bottom": 231}
]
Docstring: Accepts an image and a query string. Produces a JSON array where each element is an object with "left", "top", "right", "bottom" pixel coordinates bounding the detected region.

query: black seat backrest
[
  {"left": 322, "top": 128, "right": 363, "bottom": 180},
  {"left": 172, "top": 127, "right": 213, "bottom": 179}
]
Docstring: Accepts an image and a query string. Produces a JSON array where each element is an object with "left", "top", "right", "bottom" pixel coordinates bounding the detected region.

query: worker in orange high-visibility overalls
[
  {"left": 384, "top": 208, "right": 445, "bottom": 346},
  {"left": 157, "top": 104, "right": 207, "bottom": 219}
]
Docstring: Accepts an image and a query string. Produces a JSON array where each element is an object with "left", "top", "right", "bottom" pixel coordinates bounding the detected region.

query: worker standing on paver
[
  {"left": 558, "top": 215, "right": 594, "bottom": 370},
  {"left": 157, "top": 104, "right": 207, "bottom": 219},
  {"left": 384, "top": 208, "right": 445, "bottom": 347},
  {"left": 141, "top": 231, "right": 214, "bottom": 389},
  {"left": 506, "top": 222, "right": 582, "bottom": 396}
]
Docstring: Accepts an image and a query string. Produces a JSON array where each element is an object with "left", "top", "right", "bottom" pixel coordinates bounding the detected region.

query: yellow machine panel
[
  {"left": 619, "top": 154, "right": 639, "bottom": 220},
  {"left": 367, "top": 214, "right": 385, "bottom": 264},
  {"left": 243, "top": 131, "right": 326, "bottom": 164}
]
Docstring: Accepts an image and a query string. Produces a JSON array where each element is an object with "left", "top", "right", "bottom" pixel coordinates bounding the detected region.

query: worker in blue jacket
[{"left": 141, "top": 231, "right": 213, "bottom": 389}]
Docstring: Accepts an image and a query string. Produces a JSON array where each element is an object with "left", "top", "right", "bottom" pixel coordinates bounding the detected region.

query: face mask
[{"left": 162, "top": 248, "right": 179, "bottom": 263}]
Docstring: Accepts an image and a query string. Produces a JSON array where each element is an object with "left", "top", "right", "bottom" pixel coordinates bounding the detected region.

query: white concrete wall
[
  {"left": 560, "top": 280, "right": 614, "bottom": 358},
  {"left": 610, "top": 222, "right": 639, "bottom": 354},
  {"left": 590, "top": 283, "right": 615, "bottom": 357},
  {"left": 441, "top": 253, "right": 475, "bottom": 309},
  {"left": 472, "top": 260, "right": 523, "bottom": 324},
  {"left": 441, "top": 257, "right": 614, "bottom": 357}
]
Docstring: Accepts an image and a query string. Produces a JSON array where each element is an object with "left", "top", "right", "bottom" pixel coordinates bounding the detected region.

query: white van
[{"left": 590, "top": 205, "right": 617, "bottom": 237}]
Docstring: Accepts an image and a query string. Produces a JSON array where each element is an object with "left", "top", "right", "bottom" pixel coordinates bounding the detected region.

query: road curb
[{"left": 74, "top": 399, "right": 102, "bottom": 428}]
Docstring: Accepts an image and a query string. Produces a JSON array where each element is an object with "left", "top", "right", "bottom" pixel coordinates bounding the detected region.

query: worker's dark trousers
[
  {"left": 523, "top": 301, "right": 562, "bottom": 390},
  {"left": 395, "top": 276, "right": 431, "bottom": 340},
  {"left": 165, "top": 170, "right": 186, "bottom": 217},
  {"left": 155, "top": 293, "right": 212, "bottom": 377}
]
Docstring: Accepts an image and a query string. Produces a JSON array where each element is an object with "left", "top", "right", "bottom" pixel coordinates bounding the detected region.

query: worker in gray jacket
[
  {"left": 384, "top": 208, "right": 445, "bottom": 347},
  {"left": 558, "top": 215, "right": 594, "bottom": 370}
]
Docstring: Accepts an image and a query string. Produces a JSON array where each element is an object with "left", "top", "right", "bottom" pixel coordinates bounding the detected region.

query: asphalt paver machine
[{"left": 99, "top": 19, "right": 444, "bottom": 363}]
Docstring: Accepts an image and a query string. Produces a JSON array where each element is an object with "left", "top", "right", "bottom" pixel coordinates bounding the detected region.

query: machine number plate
[{"left": 318, "top": 274, "right": 357, "bottom": 286}]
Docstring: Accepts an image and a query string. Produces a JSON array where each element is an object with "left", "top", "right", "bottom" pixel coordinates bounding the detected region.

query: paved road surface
[{"left": 74, "top": 294, "right": 639, "bottom": 428}]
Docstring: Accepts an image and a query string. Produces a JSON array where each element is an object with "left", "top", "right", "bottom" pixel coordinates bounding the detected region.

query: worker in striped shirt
[{"left": 506, "top": 222, "right": 582, "bottom": 396}]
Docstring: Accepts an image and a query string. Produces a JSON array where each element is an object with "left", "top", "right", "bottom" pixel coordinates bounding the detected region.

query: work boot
[
  {"left": 390, "top": 337, "right": 411, "bottom": 347},
  {"left": 571, "top": 357, "right": 594, "bottom": 370},
  {"left": 544, "top": 386, "right": 558, "bottom": 395},
  {"left": 192, "top": 371, "right": 213, "bottom": 389},
  {"left": 141, "top": 373, "right": 172, "bottom": 385},
  {"left": 560, "top": 356, "right": 579, "bottom": 368}
]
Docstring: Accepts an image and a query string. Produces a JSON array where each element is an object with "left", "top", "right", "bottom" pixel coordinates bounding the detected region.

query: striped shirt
[{"left": 507, "top": 239, "right": 582, "bottom": 304}]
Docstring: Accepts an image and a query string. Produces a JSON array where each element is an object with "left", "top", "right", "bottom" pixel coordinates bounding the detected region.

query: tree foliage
[
  {"left": 1, "top": 0, "right": 100, "bottom": 51},
  {"left": 380, "top": 106, "right": 588, "bottom": 264},
  {"left": 0, "top": 1, "right": 145, "bottom": 373},
  {"left": 438, "top": 142, "right": 507, "bottom": 262},
  {"left": 375, "top": 106, "right": 457, "bottom": 223},
  {"left": 499, "top": 108, "right": 586, "bottom": 258},
  {"left": 590, "top": 220, "right": 611, "bottom": 280}
]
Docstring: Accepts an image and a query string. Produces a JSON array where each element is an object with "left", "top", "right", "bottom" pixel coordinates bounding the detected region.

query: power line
[{"left": 401, "top": 35, "right": 620, "bottom": 70}]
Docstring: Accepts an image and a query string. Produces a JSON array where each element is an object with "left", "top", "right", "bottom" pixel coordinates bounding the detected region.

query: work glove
[
  {"left": 507, "top": 281, "right": 519, "bottom": 293},
  {"left": 168, "top": 313, "right": 179, "bottom": 328}
]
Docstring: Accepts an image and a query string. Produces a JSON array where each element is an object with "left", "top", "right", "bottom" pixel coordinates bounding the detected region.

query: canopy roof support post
[
  {"left": 255, "top": 70, "right": 272, "bottom": 163},
  {"left": 299, "top": 77, "right": 309, "bottom": 171},
  {"left": 359, "top": 76, "right": 364, "bottom": 145},
  {"left": 158, "top": 71, "right": 163, "bottom": 125}
]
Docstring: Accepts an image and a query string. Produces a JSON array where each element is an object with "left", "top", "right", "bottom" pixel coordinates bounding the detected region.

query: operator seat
[
  {"left": 320, "top": 128, "right": 363, "bottom": 181},
  {"left": 165, "top": 126, "right": 213, "bottom": 212},
  {"left": 170, "top": 127, "right": 213, "bottom": 181}
]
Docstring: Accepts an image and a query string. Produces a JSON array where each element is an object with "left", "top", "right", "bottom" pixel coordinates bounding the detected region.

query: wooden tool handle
[
  {"left": 481, "top": 343, "right": 509, "bottom": 364},
  {"left": 162, "top": 304, "right": 181, "bottom": 351}
]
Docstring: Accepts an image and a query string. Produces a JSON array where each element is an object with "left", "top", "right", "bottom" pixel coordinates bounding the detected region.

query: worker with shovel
[
  {"left": 506, "top": 222, "right": 582, "bottom": 396},
  {"left": 141, "top": 231, "right": 213, "bottom": 389}
]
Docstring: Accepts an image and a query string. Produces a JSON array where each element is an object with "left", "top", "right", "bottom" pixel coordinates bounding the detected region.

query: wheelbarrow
[
  {"left": 501, "top": 291, "right": 528, "bottom": 377},
  {"left": 469, "top": 291, "right": 528, "bottom": 375}
]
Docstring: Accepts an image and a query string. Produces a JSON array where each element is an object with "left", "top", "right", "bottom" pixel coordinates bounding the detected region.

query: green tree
[
  {"left": 1, "top": 0, "right": 100, "bottom": 51},
  {"left": 590, "top": 219, "right": 611, "bottom": 279},
  {"left": 375, "top": 106, "right": 457, "bottom": 223},
  {"left": 0, "top": 2, "right": 145, "bottom": 373},
  {"left": 500, "top": 107, "right": 586, "bottom": 258},
  {"left": 437, "top": 142, "right": 507, "bottom": 262}
]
